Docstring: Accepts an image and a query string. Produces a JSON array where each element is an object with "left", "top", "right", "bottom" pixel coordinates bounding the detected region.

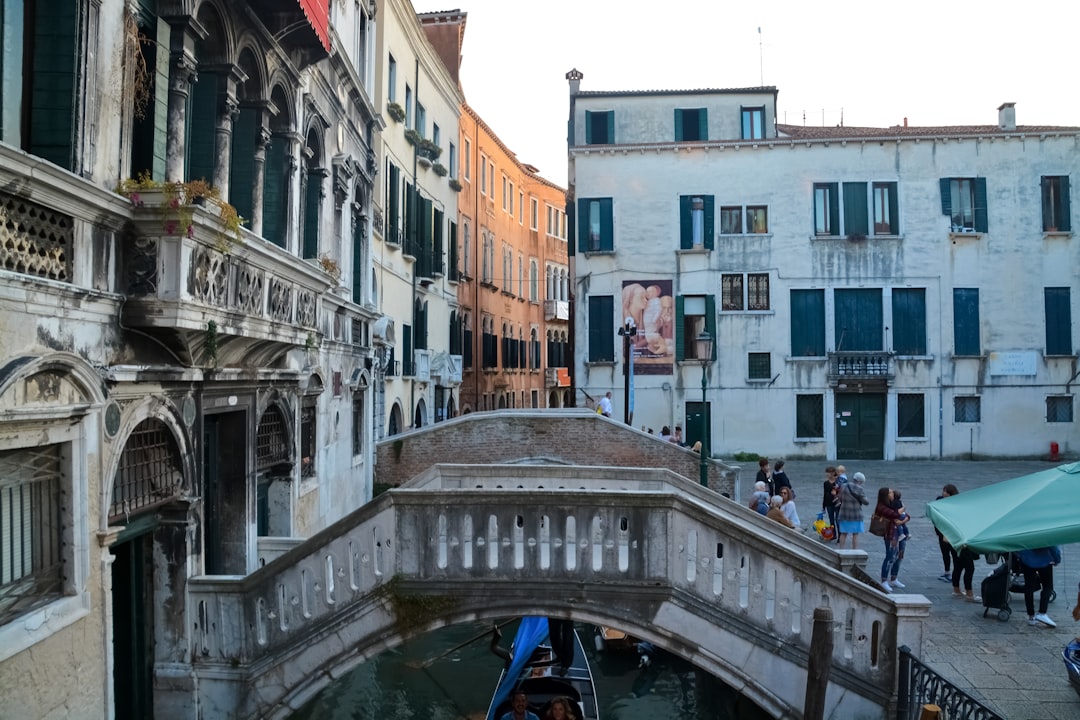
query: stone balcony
[
  {"left": 544, "top": 299, "right": 569, "bottom": 321},
  {"left": 827, "top": 350, "right": 894, "bottom": 385}
]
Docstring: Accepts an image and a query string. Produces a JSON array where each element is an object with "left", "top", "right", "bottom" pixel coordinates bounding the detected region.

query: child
[{"left": 890, "top": 490, "right": 911, "bottom": 541}]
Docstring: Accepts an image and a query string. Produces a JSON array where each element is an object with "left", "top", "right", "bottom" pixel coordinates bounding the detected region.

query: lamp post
[
  {"left": 617, "top": 317, "right": 637, "bottom": 425},
  {"left": 695, "top": 331, "right": 714, "bottom": 487}
]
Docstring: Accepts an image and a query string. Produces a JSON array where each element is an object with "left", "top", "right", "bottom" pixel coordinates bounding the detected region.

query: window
[
  {"left": 530, "top": 198, "right": 538, "bottom": 230},
  {"left": 1041, "top": 176, "right": 1071, "bottom": 232},
  {"left": 405, "top": 85, "right": 413, "bottom": 129},
  {"left": 416, "top": 103, "right": 426, "bottom": 137},
  {"left": 814, "top": 183, "right": 838, "bottom": 236},
  {"left": 796, "top": 395, "right": 824, "bottom": 438},
  {"left": 529, "top": 260, "right": 538, "bottom": 301},
  {"left": 834, "top": 289, "right": 882, "bottom": 351},
  {"left": 953, "top": 288, "right": 981, "bottom": 356},
  {"left": 720, "top": 206, "right": 742, "bottom": 234},
  {"left": 719, "top": 205, "right": 768, "bottom": 235},
  {"left": 790, "top": 289, "right": 825, "bottom": 357},
  {"left": 897, "top": 394, "right": 925, "bottom": 437},
  {"left": 488, "top": 162, "right": 494, "bottom": 197},
  {"left": 502, "top": 176, "right": 508, "bottom": 211},
  {"left": 746, "top": 206, "right": 768, "bottom": 234},
  {"left": 518, "top": 191, "right": 524, "bottom": 224},
  {"left": 464, "top": 138, "right": 471, "bottom": 180},
  {"left": 577, "top": 197, "right": 614, "bottom": 252},
  {"left": 448, "top": 141, "right": 457, "bottom": 178},
  {"left": 352, "top": 393, "right": 365, "bottom": 455},
  {"left": 674, "top": 108, "right": 707, "bottom": 141},
  {"left": 479, "top": 153, "right": 487, "bottom": 194},
  {"left": 587, "top": 295, "right": 615, "bottom": 362},
  {"left": 481, "top": 232, "right": 492, "bottom": 282},
  {"left": 873, "top": 182, "right": 899, "bottom": 235},
  {"left": 388, "top": 54, "right": 397, "bottom": 102},
  {"left": 300, "top": 400, "right": 317, "bottom": 477},
  {"left": 741, "top": 106, "right": 765, "bottom": 140},
  {"left": 585, "top": 110, "right": 614, "bottom": 144},
  {"left": 509, "top": 182, "right": 515, "bottom": 215},
  {"left": 676, "top": 295, "right": 716, "bottom": 360},
  {"left": 680, "top": 195, "right": 714, "bottom": 249},
  {"left": 1045, "top": 287, "right": 1073, "bottom": 355},
  {"left": 432, "top": 123, "right": 439, "bottom": 148},
  {"left": 814, "top": 182, "right": 871, "bottom": 237},
  {"left": 721, "top": 273, "right": 770, "bottom": 311},
  {"left": 892, "top": 288, "right": 927, "bottom": 355},
  {"left": 954, "top": 396, "right": 981, "bottom": 423},
  {"left": 462, "top": 218, "right": 471, "bottom": 278},
  {"left": 940, "top": 177, "right": 988, "bottom": 233},
  {"left": 748, "top": 352, "right": 771, "bottom": 380},
  {"left": 1047, "top": 396, "right": 1074, "bottom": 423},
  {"left": 518, "top": 252, "right": 524, "bottom": 297}
]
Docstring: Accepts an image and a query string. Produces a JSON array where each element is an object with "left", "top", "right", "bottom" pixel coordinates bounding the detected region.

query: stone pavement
[{"left": 770, "top": 459, "right": 1080, "bottom": 720}]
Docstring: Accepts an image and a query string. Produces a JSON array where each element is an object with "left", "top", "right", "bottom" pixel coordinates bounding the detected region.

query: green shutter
[
  {"left": 834, "top": 289, "right": 882, "bottom": 351},
  {"left": 888, "top": 182, "right": 899, "bottom": 234},
  {"left": 842, "top": 182, "right": 868, "bottom": 236},
  {"left": 404, "top": 181, "right": 414, "bottom": 252},
  {"left": 588, "top": 296, "right": 614, "bottom": 362},
  {"left": 261, "top": 139, "right": 286, "bottom": 247},
  {"left": 704, "top": 294, "right": 716, "bottom": 357},
  {"left": 403, "top": 324, "right": 413, "bottom": 374},
  {"left": 577, "top": 197, "right": 588, "bottom": 253},
  {"left": 698, "top": 109, "right": 708, "bottom": 141},
  {"left": 674, "top": 109, "right": 683, "bottom": 141},
  {"left": 388, "top": 164, "right": 400, "bottom": 240},
  {"left": 352, "top": 210, "right": 364, "bottom": 304},
  {"left": 973, "top": 177, "right": 988, "bottom": 232},
  {"left": 448, "top": 220, "right": 458, "bottom": 279},
  {"left": 1045, "top": 287, "right": 1072, "bottom": 355},
  {"left": 599, "top": 197, "right": 614, "bottom": 251},
  {"left": 229, "top": 107, "right": 256, "bottom": 222},
  {"left": 186, "top": 74, "right": 218, "bottom": 182},
  {"left": 1, "top": 0, "right": 25, "bottom": 145},
  {"left": 302, "top": 173, "right": 321, "bottom": 258},
  {"left": 790, "top": 289, "right": 825, "bottom": 357},
  {"left": 892, "top": 288, "right": 926, "bottom": 355},
  {"left": 1060, "top": 176, "right": 1071, "bottom": 232},
  {"left": 28, "top": 0, "right": 77, "bottom": 169},
  {"left": 606, "top": 111, "right": 614, "bottom": 143},
  {"left": 585, "top": 110, "right": 593, "bottom": 144},
  {"left": 939, "top": 178, "right": 952, "bottom": 216},
  {"left": 828, "top": 185, "right": 840, "bottom": 235},
  {"left": 679, "top": 196, "right": 692, "bottom": 249},
  {"left": 674, "top": 296, "right": 685, "bottom": 361},
  {"left": 953, "top": 288, "right": 980, "bottom": 356},
  {"left": 703, "top": 196, "right": 715, "bottom": 250}
]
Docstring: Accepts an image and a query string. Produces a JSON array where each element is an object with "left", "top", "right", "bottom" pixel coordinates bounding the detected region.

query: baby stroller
[{"left": 981, "top": 552, "right": 1057, "bottom": 622}]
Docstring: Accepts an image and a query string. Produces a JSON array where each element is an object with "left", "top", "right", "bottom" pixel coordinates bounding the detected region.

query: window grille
[
  {"left": 111, "top": 419, "right": 183, "bottom": 520},
  {"left": 257, "top": 406, "right": 290, "bottom": 471}
]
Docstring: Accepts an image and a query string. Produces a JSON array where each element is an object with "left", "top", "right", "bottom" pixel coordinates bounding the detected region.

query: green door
[
  {"left": 684, "top": 401, "right": 712, "bottom": 455},
  {"left": 835, "top": 393, "right": 885, "bottom": 459},
  {"left": 111, "top": 532, "right": 154, "bottom": 720}
]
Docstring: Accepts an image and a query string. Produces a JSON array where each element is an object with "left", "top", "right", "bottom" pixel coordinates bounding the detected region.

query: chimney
[
  {"left": 566, "top": 68, "right": 583, "bottom": 96},
  {"left": 998, "top": 102, "right": 1016, "bottom": 131}
]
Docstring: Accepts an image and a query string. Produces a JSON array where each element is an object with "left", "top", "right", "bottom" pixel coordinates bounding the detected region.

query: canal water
[{"left": 290, "top": 620, "right": 769, "bottom": 719}]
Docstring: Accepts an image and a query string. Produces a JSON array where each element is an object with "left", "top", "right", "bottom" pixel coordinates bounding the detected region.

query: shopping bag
[{"left": 814, "top": 511, "right": 835, "bottom": 541}]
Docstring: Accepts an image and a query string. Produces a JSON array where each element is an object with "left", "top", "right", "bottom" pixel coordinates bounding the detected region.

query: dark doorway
[
  {"left": 111, "top": 529, "right": 155, "bottom": 720},
  {"left": 684, "top": 401, "right": 712, "bottom": 455},
  {"left": 204, "top": 411, "right": 248, "bottom": 574},
  {"left": 835, "top": 393, "right": 885, "bottom": 459}
]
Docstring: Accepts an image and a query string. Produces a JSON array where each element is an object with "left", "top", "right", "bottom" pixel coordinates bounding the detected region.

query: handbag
[{"left": 869, "top": 514, "right": 888, "bottom": 537}]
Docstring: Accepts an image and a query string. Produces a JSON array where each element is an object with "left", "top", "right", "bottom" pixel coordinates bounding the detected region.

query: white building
[
  {"left": 372, "top": 0, "right": 463, "bottom": 434},
  {"left": 568, "top": 69, "right": 1078, "bottom": 460}
]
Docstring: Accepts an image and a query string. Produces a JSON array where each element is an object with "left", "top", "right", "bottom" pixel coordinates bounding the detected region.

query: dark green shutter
[
  {"left": 577, "top": 197, "right": 588, "bottom": 253},
  {"left": 404, "top": 181, "right": 414, "bottom": 252},
  {"left": 302, "top": 173, "right": 321, "bottom": 258},
  {"left": 790, "top": 289, "right": 825, "bottom": 357},
  {"left": 599, "top": 198, "right": 614, "bottom": 251},
  {"left": 834, "top": 289, "right": 882, "bottom": 351},
  {"left": 1060, "top": 176, "right": 1071, "bottom": 232},
  {"left": 698, "top": 109, "right": 708, "bottom": 142},
  {"left": 585, "top": 110, "right": 593, "bottom": 144},
  {"left": 28, "top": 0, "right": 77, "bottom": 169},
  {"left": 887, "top": 182, "right": 899, "bottom": 234},
  {"left": 186, "top": 74, "right": 218, "bottom": 182},
  {"left": 828, "top": 185, "right": 839, "bottom": 235},
  {"left": 262, "top": 139, "right": 286, "bottom": 247},
  {"left": 1045, "top": 287, "right": 1072, "bottom": 355},
  {"left": 606, "top": 111, "right": 614, "bottom": 143},
  {"left": 674, "top": 295, "right": 685, "bottom": 361},
  {"left": 973, "top": 177, "right": 988, "bottom": 232},
  {"left": 403, "top": 324, "right": 413, "bottom": 375},
  {"left": 448, "top": 220, "right": 458, "bottom": 279},
  {"left": 842, "top": 182, "right": 868, "bottom": 236},
  {"left": 953, "top": 288, "right": 980, "bottom": 356},
  {"left": 388, "top": 164, "right": 400, "bottom": 240},
  {"left": 352, "top": 209, "right": 364, "bottom": 304},
  {"left": 674, "top": 109, "right": 683, "bottom": 141},
  {"left": 892, "top": 288, "right": 926, "bottom": 355},
  {"left": 704, "top": 294, "right": 716, "bottom": 357},
  {"left": 939, "top": 178, "right": 952, "bottom": 216},
  {"left": 1, "top": 0, "right": 26, "bottom": 145},
  {"left": 229, "top": 107, "right": 256, "bottom": 223},
  {"left": 679, "top": 196, "right": 692, "bottom": 249},
  {"left": 703, "top": 196, "right": 715, "bottom": 250},
  {"left": 588, "top": 296, "right": 614, "bottom": 362}
]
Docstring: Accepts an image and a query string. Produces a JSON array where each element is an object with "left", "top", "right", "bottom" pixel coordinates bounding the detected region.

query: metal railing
[{"left": 896, "top": 646, "right": 1004, "bottom": 720}]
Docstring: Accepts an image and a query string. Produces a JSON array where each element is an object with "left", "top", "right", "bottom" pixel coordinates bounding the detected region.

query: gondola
[{"left": 486, "top": 617, "right": 600, "bottom": 720}]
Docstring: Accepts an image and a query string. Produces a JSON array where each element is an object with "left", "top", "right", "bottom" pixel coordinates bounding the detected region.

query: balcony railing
[
  {"left": 544, "top": 299, "right": 570, "bottom": 321},
  {"left": 827, "top": 351, "right": 893, "bottom": 383}
]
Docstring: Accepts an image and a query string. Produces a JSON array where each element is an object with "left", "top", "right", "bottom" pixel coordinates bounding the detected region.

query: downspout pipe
[{"left": 409, "top": 59, "right": 419, "bottom": 427}]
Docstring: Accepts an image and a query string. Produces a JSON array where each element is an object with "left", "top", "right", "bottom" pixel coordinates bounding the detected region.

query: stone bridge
[{"left": 188, "top": 421, "right": 931, "bottom": 720}]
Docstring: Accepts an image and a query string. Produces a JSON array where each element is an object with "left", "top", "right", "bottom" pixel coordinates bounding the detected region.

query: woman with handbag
[
  {"left": 837, "top": 471, "right": 869, "bottom": 550},
  {"left": 873, "top": 487, "right": 906, "bottom": 593},
  {"left": 821, "top": 466, "right": 841, "bottom": 544}
]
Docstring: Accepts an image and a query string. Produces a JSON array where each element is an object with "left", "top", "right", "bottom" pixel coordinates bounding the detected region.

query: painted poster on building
[{"left": 622, "top": 279, "right": 673, "bottom": 375}]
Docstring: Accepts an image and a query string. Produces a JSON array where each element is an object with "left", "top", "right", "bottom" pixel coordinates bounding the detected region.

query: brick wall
[{"left": 375, "top": 409, "right": 739, "bottom": 494}]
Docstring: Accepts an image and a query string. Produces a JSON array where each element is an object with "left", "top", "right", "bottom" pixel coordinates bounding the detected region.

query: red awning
[{"left": 298, "top": 0, "right": 330, "bottom": 53}]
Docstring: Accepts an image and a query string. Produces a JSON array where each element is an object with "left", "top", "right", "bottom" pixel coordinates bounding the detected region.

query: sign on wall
[
  {"left": 623, "top": 279, "right": 673, "bottom": 375},
  {"left": 988, "top": 351, "right": 1037, "bottom": 376}
]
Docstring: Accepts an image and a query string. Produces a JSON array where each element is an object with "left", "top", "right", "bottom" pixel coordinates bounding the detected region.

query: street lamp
[
  {"left": 695, "top": 331, "right": 714, "bottom": 487},
  {"left": 617, "top": 317, "right": 637, "bottom": 425}
]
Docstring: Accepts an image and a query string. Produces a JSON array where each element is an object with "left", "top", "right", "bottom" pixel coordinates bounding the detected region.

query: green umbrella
[{"left": 926, "top": 462, "right": 1080, "bottom": 553}]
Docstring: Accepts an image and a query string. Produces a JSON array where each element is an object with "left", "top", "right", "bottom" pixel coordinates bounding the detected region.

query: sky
[{"left": 408, "top": 0, "right": 1080, "bottom": 188}]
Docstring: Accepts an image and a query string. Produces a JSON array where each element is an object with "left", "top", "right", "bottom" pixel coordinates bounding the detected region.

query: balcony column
[
  {"left": 213, "top": 95, "right": 239, "bottom": 197},
  {"left": 283, "top": 133, "right": 303, "bottom": 253},
  {"left": 249, "top": 119, "right": 272, "bottom": 236},
  {"left": 165, "top": 53, "right": 197, "bottom": 182}
]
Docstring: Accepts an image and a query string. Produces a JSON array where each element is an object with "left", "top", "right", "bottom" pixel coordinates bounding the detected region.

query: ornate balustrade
[{"left": 828, "top": 350, "right": 894, "bottom": 383}]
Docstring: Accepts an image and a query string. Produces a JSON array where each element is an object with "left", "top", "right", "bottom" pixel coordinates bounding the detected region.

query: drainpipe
[
  {"left": 472, "top": 112, "right": 481, "bottom": 410},
  {"left": 409, "top": 59, "right": 419, "bottom": 426}
]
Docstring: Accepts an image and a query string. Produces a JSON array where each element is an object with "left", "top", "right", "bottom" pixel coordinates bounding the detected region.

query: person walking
[
  {"left": 874, "top": 487, "right": 907, "bottom": 592},
  {"left": 1017, "top": 546, "right": 1061, "bottom": 627},
  {"left": 837, "top": 472, "right": 869, "bottom": 549},
  {"left": 934, "top": 484, "right": 958, "bottom": 581},
  {"left": 598, "top": 392, "right": 613, "bottom": 418},
  {"left": 821, "top": 466, "right": 841, "bottom": 544},
  {"left": 772, "top": 460, "right": 793, "bottom": 498}
]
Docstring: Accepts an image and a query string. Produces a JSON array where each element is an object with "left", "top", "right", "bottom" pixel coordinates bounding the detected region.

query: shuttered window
[
  {"left": 1045, "top": 287, "right": 1073, "bottom": 356},
  {"left": 679, "top": 195, "right": 714, "bottom": 249},
  {"left": 674, "top": 108, "right": 707, "bottom": 141},
  {"left": 585, "top": 110, "right": 614, "bottom": 144},
  {"left": 577, "top": 198, "right": 613, "bottom": 252},
  {"left": 940, "top": 177, "right": 988, "bottom": 233},
  {"left": 897, "top": 394, "right": 925, "bottom": 437},
  {"left": 587, "top": 295, "right": 615, "bottom": 362},
  {"left": 790, "top": 289, "right": 825, "bottom": 357},
  {"left": 842, "top": 182, "right": 868, "bottom": 237},
  {"left": 834, "top": 289, "right": 883, "bottom": 351},
  {"left": 953, "top": 288, "right": 981, "bottom": 356},
  {"left": 1041, "top": 176, "right": 1071, "bottom": 232},
  {"left": 892, "top": 288, "right": 927, "bottom": 355}
]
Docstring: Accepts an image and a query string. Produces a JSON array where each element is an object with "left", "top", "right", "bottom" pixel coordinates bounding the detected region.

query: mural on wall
[{"left": 622, "top": 279, "right": 673, "bottom": 375}]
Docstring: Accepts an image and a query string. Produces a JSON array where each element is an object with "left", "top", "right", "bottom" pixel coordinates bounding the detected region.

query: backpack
[{"left": 757, "top": 500, "right": 769, "bottom": 515}]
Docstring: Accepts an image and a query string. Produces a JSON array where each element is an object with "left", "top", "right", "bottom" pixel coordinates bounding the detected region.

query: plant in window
[
  {"left": 404, "top": 128, "right": 422, "bottom": 147},
  {"left": 432, "top": 162, "right": 448, "bottom": 177},
  {"left": 386, "top": 101, "right": 406, "bottom": 123},
  {"left": 448, "top": 178, "right": 463, "bottom": 192},
  {"left": 418, "top": 139, "right": 442, "bottom": 162},
  {"left": 318, "top": 253, "right": 342, "bottom": 283},
  {"left": 117, "top": 172, "right": 246, "bottom": 249}
]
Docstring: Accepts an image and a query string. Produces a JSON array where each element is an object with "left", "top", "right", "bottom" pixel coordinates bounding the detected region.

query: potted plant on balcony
[
  {"left": 386, "top": 101, "right": 406, "bottom": 123},
  {"left": 418, "top": 139, "right": 442, "bottom": 163},
  {"left": 318, "top": 253, "right": 342, "bottom": 285},
  {"left": 404, "top": 128, "right": 422, "bottom": 148},
  {"left": 432, "top": 162, "right": 448, "bottom": 177},
  {"left": 448, "top": 178, "right": 463, "bottom": 192},
  {"left": 117, "top": 172, "right": 245, "bottom": 250}
]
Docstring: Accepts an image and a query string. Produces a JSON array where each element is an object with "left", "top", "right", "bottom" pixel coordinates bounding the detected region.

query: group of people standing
[{"left": 753, "top": 459, "right": 801, "bottom": 530}]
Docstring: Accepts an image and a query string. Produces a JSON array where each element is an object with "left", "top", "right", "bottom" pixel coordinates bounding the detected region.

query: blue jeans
[
  {"left": 881, "top": 540, "right": 899, "bottom": 580},
  {"left": 889, "top": 537, "right": 907, "bottom": 580}
]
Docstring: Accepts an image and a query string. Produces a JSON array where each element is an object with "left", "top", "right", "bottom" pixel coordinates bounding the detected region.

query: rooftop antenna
[{"left": 758, "top": 27, "right": 763, "bottom": 86}]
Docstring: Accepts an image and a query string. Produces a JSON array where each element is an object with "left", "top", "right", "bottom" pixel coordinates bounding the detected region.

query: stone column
[
  {"left": 213, "top": 96, "right": 239, "bottom": 198},
  {"left": 283, "top": 133, "right": 302, "bottom": 254},
  {"left": 165, "top": 54, "right": 197, "bottom": 182},
  {"left": 249, "top": 121, "right": 271, "bottom": 237}
]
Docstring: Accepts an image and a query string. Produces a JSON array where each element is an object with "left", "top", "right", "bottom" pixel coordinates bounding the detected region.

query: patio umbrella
[{"left": 926, "top": 462, "right": 1080, "bottom": 553}]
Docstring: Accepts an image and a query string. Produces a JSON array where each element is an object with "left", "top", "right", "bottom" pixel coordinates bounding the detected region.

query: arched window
[{"left": 302, "top": 127, "right": 326, "bottom": 258}]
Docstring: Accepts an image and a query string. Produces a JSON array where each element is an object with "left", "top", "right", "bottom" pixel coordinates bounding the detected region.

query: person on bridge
[
  {"left": 874, "top": 487, "right": 907, "bottom": 593},
  {"left": 821, "top": 466, "right": 841, "bottom": 544},
  {"left": 598, "top": 392, "right": 613, "bottom": 418},
  {"left": 755, "top": 458, "right": 773, "bottom": 495},
  {"left": 766, "top": 495, "right": 794, "bottom": 528},
  {"left": 501, "top": 691, "right": 540, "bottom": 720},
  {"left": 837, "top": 471, "right": 869, "bottom": 549},
  {"left": 779, "top": 486, "right": 801, "bottom": 529},
  {"left": 772, "top": 460, "right": 793, "bottom": 498}
]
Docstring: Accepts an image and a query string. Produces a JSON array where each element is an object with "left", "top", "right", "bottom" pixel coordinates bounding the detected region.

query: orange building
[{"left": 420, "top": 11, "right": 571, "bottom": 412}]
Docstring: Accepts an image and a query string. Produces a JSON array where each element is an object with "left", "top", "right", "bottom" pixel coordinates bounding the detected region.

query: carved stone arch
[
  {"left": 192, "top": 0, "right": 236, "bottom": 65},
  {"left": 304, "top": 121, "right": 326, "bottom": 169},
  {"left": 0, "top": 352, "right": 107, "bottom": 414},
  {"left": 101, "top": 395, "right": 196, "bottom": 529},
  {"left": 234, "top": 40, "right": 268, "bottom": 103},
  {"left": 267, "top": 81, "right": 296, "bottom": 133}
]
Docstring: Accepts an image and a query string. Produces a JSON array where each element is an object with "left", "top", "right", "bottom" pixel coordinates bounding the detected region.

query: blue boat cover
[{"left": 488, "top": 616, "right": 550, "bottom": 719}]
